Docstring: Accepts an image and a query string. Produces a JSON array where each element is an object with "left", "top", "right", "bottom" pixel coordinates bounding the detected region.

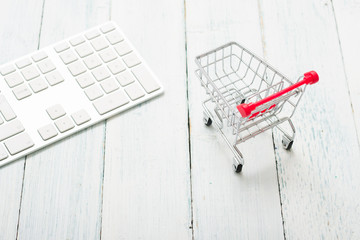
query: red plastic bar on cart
[{"left": 237, "top": 71, "right": 319, "bottom": 118}]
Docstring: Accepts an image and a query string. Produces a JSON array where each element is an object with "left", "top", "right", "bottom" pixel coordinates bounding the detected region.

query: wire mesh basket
[{"left": 195, "top": 42, "right": 319, "bottom": 173}]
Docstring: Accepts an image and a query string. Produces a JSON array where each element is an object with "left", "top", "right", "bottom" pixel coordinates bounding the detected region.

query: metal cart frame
[{"left": 195, "top": 42, "right": 318, "bottom": 173}]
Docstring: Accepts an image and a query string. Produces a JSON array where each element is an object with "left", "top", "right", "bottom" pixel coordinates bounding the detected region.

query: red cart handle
[{"left": 237, "top": 71, "right": 319, "bottom": 118}]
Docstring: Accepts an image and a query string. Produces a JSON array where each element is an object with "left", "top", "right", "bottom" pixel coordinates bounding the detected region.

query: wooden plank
[
  {"left": 100, "top": 0, "right": 192, "bottom": 239},
  {"left": 332, "top": 0, "right": 360, "bottom": 143},
  {"left": 0, "top": 0, "right": 44, "bottom": 239},
  {"left": 15, "top": 0, "right": 110, "bottom": 239},
  {"left": 258, "top": 0, "right": 360, "bottom": 238},
  {"left": 185, "top": 0, "right": 284, "bottom": 239}
]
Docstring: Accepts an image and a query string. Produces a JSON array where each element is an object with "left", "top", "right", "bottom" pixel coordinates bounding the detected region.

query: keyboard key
[
  {"left": 12, "top": 84, "right": 32, "bottom": 100},
  {"left": 68, "top": 60, "right": 87, "bottom": 76},
  {"left": 91, "top": 36, "right": 109, "bottom": 51},
  {"left": 45, "top": 70, "right": 64, "bottom": 86},
  {"left": 5, "top": 72, "right": 24, "bottom": 87},
  {"left": 125, "top": 83, "right": 145, "bottom": 100},
  {"left": 46, "top": 104, "right": 66, "bottom": 120},
  {"left": 92, "top": 66, "right": 110, "bottom": 81},
  {"left": 32, "top": 51, "right": 48, "bottom": 62},
  {"left": 114, "top": 41, "right": 132, "bottom": 56},
  {"left": 115, "top": 71, "right": 135, "bottom": 86},
  {"left": 106, "top": 30, "right": 123, "bottom": 44},
  {"left": 100, "top": 78, "right": 119, "bottom": 93},
  {"left": 83, "top": 54, "right": 102, "bottom": 70},
  {"left": 21, "top": 65, "right": 40, "bottom": 80},
  {"left": 54, "top": 41, "right": 70, "bottom": 53},
  {"left": 15, "top": 58, "right": 32, "bottom": 69},
  {"left": 60, "top": 50, "right": 78, "bottom": 64},
  {"left": 0, "top": 95, "right": 17, "bottom": 121},
  {"left": 123, "top": 52, "right": 141, "bottom": 68},
  {"left": 29, "top": 77, "right": 48, "bottom": 93},
  {"left": 54, "top": 116, "right": 75, "bottom": 133},
  {"left": 0, "top": 145, "right": 8, "bottom": 161},
  {"left": 38, "top": 124, "right": 58, "bottom": 141},
  {"left": 71, "top": 109, "right": 91, "bottom": 125},
  {"left": 132, "top": 64, "right": 160, "bottom": 93},
  {"left": 37, "top": 59, "right": 56, "bottom": 74},
  {"left": 99, "top": 48, "right": 117, "bottom": 63},
  {"left": 0, "top": 64, "right": 16, "bottom": 76},
  {"left": 84, "top": 85, "right": 104, "bottom": 100},
  {"left": 75, "top": 43, "right": 94, "bottom": 58},
  {"left": 107, "top": 59, "right": 126, "bottom": 74},
  {"left": 4, "top": 132, "right": 34, "bottom": 155},
  {"left": 100, "top": 23, "right": 115, "bottom": 33},
  {"left": 92, "top": 90, "right": 129, "bottom": 115},
  {"left": 70, "top": 36, "right": 85, "bottom": 46},
  {"left": 76, "top": 72, "right": 95, "bottom": 88},
  {"left": 85, "top": 29, "right": 101, "bottom": 40},
  {"left": 0, "top": 119, "right": 24, "bottom": 141}
]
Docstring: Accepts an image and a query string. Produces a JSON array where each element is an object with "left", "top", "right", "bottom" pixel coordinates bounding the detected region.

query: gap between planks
[
  {"left": 16, "top": 0, "right": 46, "bottom": 238},
  {"left": 329, "top": 0, "right": 360, "bottom": 149},
  {"left": 182, "top": 0, "right": 195, "bottom": 239},
  {"left": 257, "top": 0, "right": 287, "bottom": 238}
]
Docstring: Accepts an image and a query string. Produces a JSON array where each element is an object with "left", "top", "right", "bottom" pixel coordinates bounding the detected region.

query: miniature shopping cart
[{"left": 195, "top": 42, "right": 319, "bottom": 173}]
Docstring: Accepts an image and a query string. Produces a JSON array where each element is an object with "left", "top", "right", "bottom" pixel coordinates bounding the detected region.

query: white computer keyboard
[{"left": 0, "top": 21, "right": 164, "bottom": 167}]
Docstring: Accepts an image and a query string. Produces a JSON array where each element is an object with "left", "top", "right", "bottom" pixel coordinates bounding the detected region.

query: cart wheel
[
  {"left": 203, "top": 116, "right": 212, "bottom": 126},
  {"left": 233, "top": 163, "right": 243, "bottom": 173},
  {"left": 282, "top": 136, "right": 294, "bottom": 151}
]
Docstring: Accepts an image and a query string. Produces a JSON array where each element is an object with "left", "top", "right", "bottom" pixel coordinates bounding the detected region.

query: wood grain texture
[
  {"left": 1, "top": 0, "right": 359, "bottom": 239},
  {"left": 0, "top": 0, "right": 44, "bottom": 239},
  {"left": 332, "top": 0, "right": 360, "bottom": 143},
  {"left": 185, "top": 0, "right": 284, "bottom": 239},
  {"left": 100, "top": 0, "right": 192, "bottom": 239},
  {"left": 15, "top": 0, "right": 110, "bottom": 239},
  {"left": 258, "top": 0, "right": 360, "bottom": 238}
]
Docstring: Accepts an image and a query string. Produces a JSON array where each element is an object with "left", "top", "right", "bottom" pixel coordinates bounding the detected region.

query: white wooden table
[{"left": 1, "top": 0, "right": 360, "bottom": 239}]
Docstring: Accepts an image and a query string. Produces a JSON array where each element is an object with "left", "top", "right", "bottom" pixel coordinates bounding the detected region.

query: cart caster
[
  {"left": 233, "top": 163, "right": 243, "bottom": 173},
  {"left": 233, "top": 156, "right": 243, "bottom": 173},
  {"left": 282, "top": 136, "right": 294, "bottom": 150},
  {"left": 203, "top": 115, "right": 212, "bottom": 126}
]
